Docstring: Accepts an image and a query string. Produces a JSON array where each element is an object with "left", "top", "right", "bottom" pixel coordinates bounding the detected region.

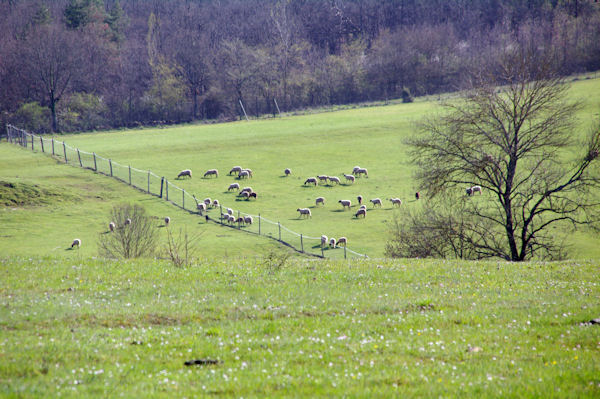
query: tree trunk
[{"left": 49, "top": 96, "right": 58, "bottom": 133}]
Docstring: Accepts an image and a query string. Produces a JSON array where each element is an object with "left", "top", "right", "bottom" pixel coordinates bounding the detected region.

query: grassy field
[
  {"left": 1, "top": 76, "right": 600, "bottom": 259},
  {"left": 0, "top": 256, "right": 599, "bottom": 397}
]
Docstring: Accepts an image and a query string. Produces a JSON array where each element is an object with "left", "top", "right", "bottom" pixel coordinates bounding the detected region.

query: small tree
[{"left": 99, "top": 204, "right": 158, "bottom": 259}]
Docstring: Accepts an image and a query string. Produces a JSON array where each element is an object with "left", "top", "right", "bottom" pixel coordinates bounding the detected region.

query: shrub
[
  {"left": 13, "top": 102, "right": 51, "bottom": 133},
  {"left": 401, "top": 86, "right": 414, "bottom": 103}
]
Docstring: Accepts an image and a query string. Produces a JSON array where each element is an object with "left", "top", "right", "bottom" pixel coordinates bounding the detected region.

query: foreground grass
[{"left": 1, "top": 256, "right": 599, "bottom": 397}]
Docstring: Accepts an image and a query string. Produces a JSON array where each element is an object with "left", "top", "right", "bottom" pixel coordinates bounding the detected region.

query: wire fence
[{"left": 6, "top": 125, "right": 368, "bottom": 259}]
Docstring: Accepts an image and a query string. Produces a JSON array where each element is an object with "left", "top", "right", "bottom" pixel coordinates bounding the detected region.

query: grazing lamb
[
  {"left": 228, "top": 183, "right": 240, "bottom": 191},
  {"left": 241, "top": 187, "right": 253, "bottom": 194},
  {"left": 240, "top": 191, "right": 251, "bottom": 199},
  {"left": 356, "top": 168, "right": 368, "bottom": 178},
  {"left": 244, "top": 216, "right": 253, "bottom": 225},
  {"left": 471, "top": 185, "right": 482, "bottom": 195},
  {"left": 389, "top": 198, "right": 402, "bottom": 206},
  {"left": 355, "top": 208, "right": 367, "bottom": 218},
  {"left": 227, "top": 214, "right": 236, "bottom": 224},
  {"left": 229, "top": 166, "right": 242, "bottom": 175},
  {"left": 297, "top": 208, "right": 312, "bottom": 218},
  {"left": 204, "top": 198, "right": 212, "bottom": 206},
  {"left": 352, "top": 166, "right": 361, "bottom": 175},
  {"left": 109, "top": 221, "right": 116, "bottom": 232},
  {"left": 304, "top": 177, "right": 318, "bottom": 186},
  {"left": 212, "top": 199, "right": 220, "bottom": 208},
  {"left": 337, "top": 237, "right": 347, "bottom": 246},
  {"left": 197, "top": 202, "right": 206, "bottom": 214},
  {"left": 357, "top": 195, "right": 363, "bottom": 205},
  {"left": 235, "top": 216, "right": 245, "bottom": 225},
  {"left": 177, "top": 169, "right": 192, "bottom": 179},
  {"left": 125, "top": 218, "right": 132, "bottom": 226},
  {"left": 321, "top": 235, "right": 328, "bottom": 247},
  {"left": 329, "top": 237, "right": 337, "bottom": 248},
  {"left": 359, "top": 204, "right": 367, "bottom": 211},
  {"left": 241, "top": 169, "right": 253, "bottom": 178},
  {"left": 204, "top": 169, "right": 218, "bottom": 178},
  {"left": 315, "top": 197, "right": 325, "bottom": 206},
  {"left": 249, "top": 192, "right": 257, "bottom": 199},
  {"left": 415, "top": 192, "right": 420, "bottom": 200},
  {"left": 370, "top": 198, "right": 382, "bottom": 207},
  {"left": 343, "top": 174, "right": 355, "bottom": 184},
  {"left": 318, "top": 175, "right": 329, "bottom": 183},
  {"left": 284, "top": 168, "right": 292, "bottom": 176},
  {"left": 338, "top": 199, "right": 351, "bottom": 209},
  {"left": 71, "top": 238, "right": 81, "bottom": 248},
  {"left": 164, "top": 217, "right": 170, "bottom": 226},
  {"left": 227, "top": 208, "right": 233, "bottom": 215},
  {"left": 238, "top": 170, "right": 250, "bottom": 179},
  {"left": 328, "top": 176, "right": 341, "bottom": 185}
]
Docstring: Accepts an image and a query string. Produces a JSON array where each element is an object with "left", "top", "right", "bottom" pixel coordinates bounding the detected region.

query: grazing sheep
[
  {"left": 228, "top": 183, "right": 240, "bottom": 191},
  {"left": 241, "top": 169, "right": 253, "bottom": 178},
  {"left": 227, "top": 214, "right": 236, "bottom": 224},
  {"left": 359, "top": 204, "right": 367, "bottom": 211},
  {"left": 241, "top": 187, "right": 253, "bottom": 194},
  {"left": 197, "top": 202, "right": 206, "bottom": 214},
  {"left": 71, "top": 238, "right": 81, "bottom": 248},
  {"left": 244, "top": 216, "right": 253, "bottom": 225},
  {"left": 337, "top": 236, "right": 347, "bottom": 246},
  {"left": 125, "top": 218, "right": 132, "bottom": 226},
  {"left": 164, "top": 217, "right": 170, "bottom": 226},
  {"left": 315, "top": 197, "right": 325, "bottom": 206},
  {"left": 329, "top": 237, "right": 337, "bottom": 248},
  {"left": 212, "top": 199, "right": 220, "bottom": 208},
  {"left": 238, "top": 170, "right": 250, "bottom": 179},
  {"left": 204, "top": 169, "right": 218, "bottom": 178},
  {"left": 235, "top": 216, "right": 245, "bottom": 225},
  {"left": 227, "top": 208, "right": 233, "bottom": 215},
  {"left": 284, "top": 168, "right": 291, "bottom": 176},
  {"left": 357, "top": 195, "right": 363, "bottom": 205},
  {"left": 328, "top": 176, "right": 341, "bottom": 185},
  {"left": 343, "top": 174, "right": 355, "bottom": 184},
  {"left": 204, "top": 198, "right": 212, "bottom": 207},
  {"left": 304, "top": 177, "right": 318, "bottom": 186},
  {"left": 321, "top": 235, "right": 328, "bottom": 247},
  {"left": 389, "top": 198, "right": 402, "bottom": 206},
  {"left": 415, "top": 192, "right": 420, "bottom": 200},
  {"left": 177, "top": 169, "right": 192, "bottom": 179},
  {"left": 370, "top": 198, "right": 383, "bottom": 207},
  {"left": 355, "top": 208, "right": 367, "bottom": 218},
  {"left": 318, "top": 175, "right": 329, "bottom": 183},
  {"left": 352, "top": 166, "right": 361, "bottom": 175},
  {"left": 249, "top": 192, "right": 257, "bottom": 199},
  {"left": 356, "top": 168, "right": 368, "bottom": 178},
  {"left": 229, "top": 166, "right": 242, "bottom": 175},
  {"left": 240, "top": 191, "right": 250, "bottom": 199},
  {"left": 471, "top": 185, "right": 482, "bottom": 195},
  {"left": 109, "top": 221, "right": 116, "bottom": 232},
  {"left": 338, "top": 199, "right": 351, "bottom": 209},
  {"left": 297, "top": 208, "right": 312, "bottom": 218}
]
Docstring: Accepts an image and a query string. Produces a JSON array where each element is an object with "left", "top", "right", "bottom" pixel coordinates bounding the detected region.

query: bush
[
  {"left": 98, "top": 203, "right": 158, "bottom": 259},
  {"left": 401, "top": 86, "right": 414, "bottom": 103},
  {"left": 13, "top": 102, "right": 51, "bottom": 133}
]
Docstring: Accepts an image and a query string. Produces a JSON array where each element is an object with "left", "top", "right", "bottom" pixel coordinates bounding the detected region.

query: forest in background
[{"left": 1, "top": 0, "right": 599, "bottom": 133}]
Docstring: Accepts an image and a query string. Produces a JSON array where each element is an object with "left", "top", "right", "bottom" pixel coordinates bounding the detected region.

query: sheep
[
  {"left": 338, "top": 199, "right": 351, "bottom": 209},
  {"left": 238, "top": 170, "right": 250, "bottom": 179},
  {"left": 244, "top": 216, "right": 253, "bottom": 225},
  {"left": 355, "top": 208, "right": 367, "bottom": 218},
  {"left": 177, "top": 169, "right": 192, "bottom": 179},
  {"left": 304, "top": 177, "right": 318, "bottom": 186},
  {"left": 321, "top": 235, "right": 328, "bottom": 247},
  {"left": 227, "top": 214, "right": 236, "bottom": 224},
  {"left": 328, "top": 176, "right": 341, "bottom": 185},
  {"left": 71, "top": 238, "right": 81, "bottom": 248},
  {"left": 109, "top": 221, "right": 116, "bottom": 232},
  {"left": 249, "top": 192, "right": 257, "bottom": 199},
  {"left": 370, "top": 198, "right": 383, "bottom": 207},
  {"left": 357, "top": 195, "right": 363, "bottom": 205},
  {"left": 240, "top": 187, "right": 253, "bottom": 194},
  {"left": 228, "top": 183, "right": 240, "bottom": 191},
  {"left": 164, "top": 217, "right": 170, "bottom": 226},
  {"left": 317, "top": 175, "right": 329, "bottom": 183},
  {"left": 297, "top": 208, "right": 312, "bottom": 218},
  {"left": 203, "top": 198, "right": 212, "bottom": 207},
  {"left": 359, "top": 204, "right": 367, "bottom": 210},
  {"left": 337, "top": 236, "right": 347, "bottom": 246},
  {"left": 197, "top": 202, "right": 207, "bottom": 214},
  {"left": 471, "top": 185, "right": 482, "bottom": 195},
  {"left": 204, "top": 169, "right": 218, "bottom": 178},
  {"left": 227, "top": 208, "right": 233, "bottom": 215},
  {"left": 389, "top": 198, "right": 402, "bottom": 206},
  {"left": 415, "top": 192, "right": 420, "bottom": 200},
  {"left": 284, "top": 168, "right": 292, "bottom": 176},
  {"left": 356, "top": 168, "right": 368, "bottom": 178},
  {"left": 343, "top": 174, "right": 355, "bottom": 184},
  {"left": 235, "top": 216, "right": 245, "bottom": 225},
  {"left": 212, "top": 199, "right": 220, "bottom": 208},
  {"left": 125, "top": 218, "right": 132, "bottom": 226},
  {"left": 315, "top": 197, "right": 325, "bottom": 206},
  {"left": 329, "top": 237, "right": 337, "bottom": 248},
  {"left": 352, "top": 166, "right": 361, "bottom": 175},
  {"left": 229, "top": 166, "right": 242, "bottom": 175},
  {"left": 240, "top": 191, "right": 251, "bottom": 199},
  {"left": 241, "top": 169, "right": 253, "bottom": 178}
]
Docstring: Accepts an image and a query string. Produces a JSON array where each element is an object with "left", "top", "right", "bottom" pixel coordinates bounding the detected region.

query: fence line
[{"left": 5, "top": 125, "right": 368, "bottom": 259}]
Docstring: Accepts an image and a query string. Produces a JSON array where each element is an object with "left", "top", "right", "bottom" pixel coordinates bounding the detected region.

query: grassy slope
[{"left": 0, "top": 256, "right": 599, "bottom": 397}]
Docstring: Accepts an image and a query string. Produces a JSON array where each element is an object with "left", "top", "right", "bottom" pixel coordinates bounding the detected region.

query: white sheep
[
  {"left": 241, "top": 169, "right": 253, "bottom": 178},
  {"left": 343, "top": 174, "right": 355, "bottom": 184},
  {"left": 227, "top": 208, "right": 233, "bottom": 215},
  {"left": 321, "top": 235, "right": 328, "bottom": 247},
  {"left": 470, "top": 185, "right": 482, "bottom": 195},
  {"left": 204, "top": 198, "right": 212, "bottom": 206},
  {"left": 109, "top": 222, "right": 116, "bottom": 232},
  {"left": 352, "top": 166, "right": 361, "bottom": 175},
  {"left": 177, "top": 169, "right": 192, "bottom": 179},
  {"left": 389, "top": 198, "right": 402, "bottom": 206},
  {"left": 370, "top": 198, "right": 382, "bottom": 207},
  {"left": 297, "top": 208, "right": 312, "bottom": 218},
  {"left": 328, "top": 176, "right": 341, "bottom": 185},
  {"left": 241, "top": 187, "right": 253, "bottom": 194},
  {"left": 315, "top": 197, "right": 325, "bottom": 206},
  {"left": 227, "top": 214, "right": 236, "bottom": 224},
  {"left": 329, "top": 237, "right": 337, "bottom": 248},
  {"left": 338, "top": 199, "right": 351, "bottom": 209},
  {"left": 197, "top": 202, "right": 206, "bottom": 214},
  {"left": 164, "top": 217, "right": 170, "bottom": 226},
  {"left": 71, "top": 238, "right": 81, "bottom": 248},
  {"left": 240, "top": 191, "right": 251, "bottom": 199},
  {"left": 244, "top": 216, "right": 253, "bottom": 225},
  {"left": 356, "top": 168, "right": 368, "bottom": 178},
  {"left": 355, "top": 208, "right": 367, "bottom": 218},
  {"left": 318, "top": 175, "right": 329, "bottom": 183},
  {"left": 125, "top": 218, "right": 132, "bottom": 226},
  {"left": 304, "top": 177, "right": 318, "bottom": 186},
  {"left": 238, "top": 170, "right": 250, "bottom": 179},
  {"left": 229, "top": 166, "right": 242, "bottom": 175},
  {"left": 235, "top": 216, "right": 245, "bottom": 225},
  {"left": 204, "top": 169, "right": 218, "bottom": 178},
  {"left": 337, "top": 236, "right": 347, "bottom": 246},
  {"left": 228, "top": 183, "right": 240, "bottom": 191},
  {"left": 359, "top": 204, "right": 367, "bottom": 210},
  {"left": 212, "top": 199, "right": 220, "bottom": 208},
  {"left": 284, "top": 168, "right": 291, "bottom": 176}
]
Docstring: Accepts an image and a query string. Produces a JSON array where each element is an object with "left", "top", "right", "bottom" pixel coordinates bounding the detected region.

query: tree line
[{"left": 1, "top": 0, "right": 599, "bottom": 133}]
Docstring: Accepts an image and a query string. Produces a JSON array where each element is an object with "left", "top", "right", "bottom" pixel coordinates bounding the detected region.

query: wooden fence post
[
  {"left": 93, "top": 153, "right": 97, "bottom": 171},
  {"left": 301, "top": 234, "right": 304, "bottom": 253},
  {"left": 182, "top": 189, "right": 185, "bottom": 209},
  {"left": 278, "top": 222, "right": 281, "bottom": 241},
  {"left": 128, "top": 166, "right": 132, "bottom": 185},
  {"left": 63, "top": 142, "right": 67, "bottom": 163},
  {"left": 166, "top": 180, "right": 169, "bottom": 201},
  {"left": 159, "top": 177, "right": 164, "bottom": 198},
  {"left": 52, "top": 138, "right": 55, "bottom": 155},
  {"left": 109, "top": 159, "right": 113, "bottom": 176},
  {"left": 40, "top": 136, "right": 44, "bottom": 152},
  {"left": 147, "top": 171, "right": 150, "bottom": 193},
  {"left": 31, "top": 134, "right": 34, "bottom": 150},
  {"left": 77, "top": 149, "right": 82, "bottom": 167},
  {"left": 344, "top": 245, "right": 347, "bottom": 259}
]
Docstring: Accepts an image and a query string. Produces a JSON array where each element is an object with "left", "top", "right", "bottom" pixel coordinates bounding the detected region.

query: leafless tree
[
  {"left": 407, "top": 49, "right": 600, "bottom": 261},
  {"left": 99, "top": 204, "right": 159, "bottom": 259}
]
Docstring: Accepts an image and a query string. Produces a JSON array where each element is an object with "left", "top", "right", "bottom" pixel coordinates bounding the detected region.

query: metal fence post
[
  {"left": 109, "top": 159, "right": 113, "bottom": 176},
  {"left": 301, "top": 234, "right": 304, "bottom": 252},
  {"left": 31, "top": 134, "right": 34, "bottom": 150},
  {"left": 51, "top": 138, "right": 55, "bottom": 155},
  {"left": 128, "top": 165, "right": 132, "bottom": 185},
  {"left": 166, "top": 180, "right": 169, "bottom": 201},
  {"left": 159, "top": 177, "right": 164, "bottom": 198},
  {"left": 93, "top": 153, "right": 97, "bottom": 171},
  {"left": 63, "top": 142, "right": 67, "bottom": 163},
  {"left": 77, "top": 149, "right": 82, "bottom": 167},
  {"left": 182, "top": 189, "right": 185, "bottom": 209},
  {"left": 40, "top": 136, "right": 44, "bottom": 152},
  {"left": 278, "top": 222, "right": 281, "bottom": 241},
  {"left": 344, "top": 245, "right": 347, "bottom": 259}
]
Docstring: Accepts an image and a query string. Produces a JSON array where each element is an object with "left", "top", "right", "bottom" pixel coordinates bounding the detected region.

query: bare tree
[
  {"left": 407, "top": 49, "right": 600, "bottom": 261},
  {"left": 98, "top": 204, "right": 158, "bottom": 259}
]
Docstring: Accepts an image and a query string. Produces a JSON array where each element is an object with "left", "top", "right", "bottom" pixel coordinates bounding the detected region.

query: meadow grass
[{"left": 0, "top": 256, "right": 599, "bottom": 397}]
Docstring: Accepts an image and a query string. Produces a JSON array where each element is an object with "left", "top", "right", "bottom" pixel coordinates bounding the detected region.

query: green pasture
[{"left": 1, "top": 256, "right": 599, "bottom": 397}]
